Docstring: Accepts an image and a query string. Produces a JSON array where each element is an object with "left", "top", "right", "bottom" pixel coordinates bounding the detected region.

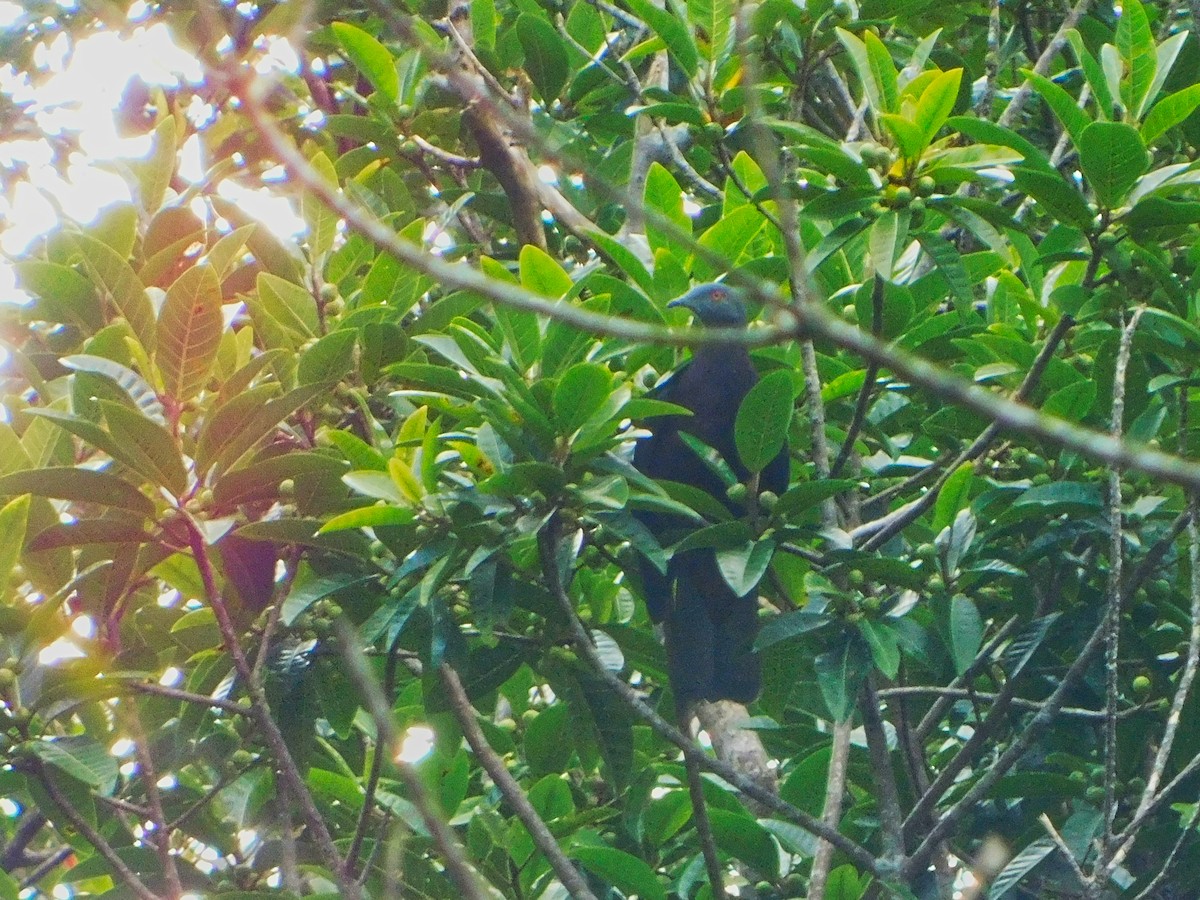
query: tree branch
[{"left": 440, "top": 663, "right": 600, "bottom": 900}]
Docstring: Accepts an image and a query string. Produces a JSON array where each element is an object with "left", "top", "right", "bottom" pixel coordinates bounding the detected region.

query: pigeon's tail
[{"left": 665, "top": 551, "right": 761, "bottom": 713}]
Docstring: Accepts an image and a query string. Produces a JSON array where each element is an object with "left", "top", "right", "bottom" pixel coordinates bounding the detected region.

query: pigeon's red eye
[{"left": 712, "top": 290, "right": 726, "bottom": 302}]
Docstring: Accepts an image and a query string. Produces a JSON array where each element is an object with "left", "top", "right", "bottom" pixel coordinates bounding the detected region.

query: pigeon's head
[{"left": 667, "top": 283, "right": 748, "bottom": 328}]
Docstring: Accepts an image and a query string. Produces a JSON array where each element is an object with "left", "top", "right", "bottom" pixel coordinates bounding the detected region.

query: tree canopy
[{"left": 5, "top": 0, "right": 1200, "bottom": 897}]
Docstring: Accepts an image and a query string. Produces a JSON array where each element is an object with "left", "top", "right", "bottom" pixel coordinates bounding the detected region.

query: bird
[{"left": 632, "top": 283, "right": 789, "bottom": 712}]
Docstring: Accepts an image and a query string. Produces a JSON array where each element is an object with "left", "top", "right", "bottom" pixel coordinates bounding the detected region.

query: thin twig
[
  {"left": 127, "top": 680, "right": 247, "bottom": 715},
  {"left": 1107, "top": 389, "right": 1200, "bottom": 878},
  {"left": 118, "top": 703, "right": 183, "bottom": 899},
  {"left": 858, "top": 313, "right": 1076, "bottom": 550},
  {"left": 808, "top": 720, "right": 852, "bottom": 900},
  {"left": 184, "top": 515, "right": 357, "bottom": 896},
  {"left": 862, "top": 676, "right": 906, "bottom": 866},
  {"left": 997, "top": 0, "right": 1095, "bottom": 129},
  {"left": 831, "top": 276, "right": 885, "bottom": 478},
  {"left": 441, "top": 664, "right": 599, "bottom": 900},
  {"left": 1039, "top": 813, "right": 1089, "bottom": 889},
  {"left": 680, "top": 713, "right": 728, "bottom": 897},
  {"left": 534, "top": 515, "right": 882, "bottom": 876},
  {"left": 878, "top": 686, "right": 1146, "bottom": 719},
  {"left": 1101, "top": 307, "right": 1145, "bottom": 857},
  {"left": 39, "top": 772, "right": 159, "bottom": 900},
  {"left": 332, "top": 619, "right": 492, "bottom": 900},
  {"left": 903, "top": 613, "right": 1110, "bottom": 878},
  {"left": 974, "top": 0, "right": 1004, "bottom": 116}
]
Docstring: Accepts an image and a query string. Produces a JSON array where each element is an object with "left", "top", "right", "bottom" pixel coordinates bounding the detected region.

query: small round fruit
[
  {"left": 916, "top": 175, "right": 936, "bottom": 197},
  {"left": 1132, "top": 674, "right": 1151, "bottom": 696},
  {"left": 758, "top": 490, "right": 779, "bottom": 511},
  {"left": 726, "top": 483, "right": 749, "bottom": 504}
]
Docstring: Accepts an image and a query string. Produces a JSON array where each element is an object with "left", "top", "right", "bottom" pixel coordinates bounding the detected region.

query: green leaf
[
  {"left": 28, "top": 736, "right": 118, "bottom": 793},
  {"left": 68, "top": 233, "right": 156, "bottom": 351},
  {"left": 299, "top": 329, "right": 357, "bottom": 385},
  {"left": 137, "top": 117, "right": 176, "bottom": 215},
  {"left": 1078, "top": 121, "right": 1150, "bottom": 207},
  {"left": 756, "top": 608, "right": 831, "bottom": 650},
  {"left": 201, "top": 384, "right": 326, "bottom": 477},
  {"left": 815, "top": 638, "right": 869, "bottom": 721},
  {"left": 869, "top": 210, "right": 906, "bottom": 279},
  {"left": 1143, "top": 31, "right": 1189, "bottom": 118},
  {"left": 1043, "top": 380, "right": 1096, "bottom": 422},
  {"left": 914, "top": 68, "right": 962, "bottom": 145},
  {"left": 949, "top": 594, "right": 984, "bottom": 675},
  {"left": 880, "top": 113, "right": 926, "bottom": 160},
  {"left": 688, "top": 0, "right": 731, "bottom": 61},
  {"left": 1014, "top": 481, "right": 1103, "bottom": 510},
  {"left": 1023, "top": 69, "right": 1091, "bottom": 151},
  {"left": 61, "top": 354, "right": 164, "bottom": 423},
  {"left": 157, "top": 264, "right": 223, "bottom": 402},
  {"left": 332, "top": 21, "right": 400, "bottom": 104},
  {"left": 302, "top": 151, "right": 340, "bottom": 260},
  {"left": 572, "top": 846, "right": 666, "bottom": 900},
  {"left": 947, "top": 116, "right": 1051, "bottom": 170},
  {"left": 517, "top": 14, "right": 569, "bottom": 103},
  {"left": 857, "top": 619, "right": 900, "bottom": 678},
  {"left": 319, "top": 505, "right": 416, "bottom": 533},
  {"left": 1008, "top": 166, "right": 1093, "bottom": 228},
  {"left": 622, "top": 0, "right": 698, "bottom": 77},
  {"left": 0, "top": 495, "right": 30, "bottom": 586},
  {"left": 1141, "top": 84, "right": 1200, "bottom": 144},
  {"left": 0, "top": 468, "right": 153, "bottom": 518},
  {"left": 772, "top": 479, "right": 857, "bottom": 518},
  {"left": 709, "top": 809, "right": 780, "bottom": 876},
  {"left": 987, "top": 838, "right": 1055, "bottom": 899},
  {"left": 734, "top": 369, "right": 794, "bottom": 474},
  {"left": 716, "top": 538, "right": 775, "bottom": 597},
  {"left": 257, "top": 271, "right": 319, "bottom": 339},
  {"left": 1067, "top": 30, "right": 1116, "bottom": 120},
  {"left": 99, "top": 400, "right": 187, "bottom": 496},
  {"left": 644, "top": 162, "right": 689, "bottom": 258},
  {"left": 518, "top": 243, "right": 573, "bottom": 297},
  {"left": 1115, "top": 0, "right": 1154, "bottom": 116},
  {"left": 694, "top": 205, "right": 768, "bottom": 281},
  {"left": 863, "top": 30, "right": 898, "bottom": 114},
  {"left": 837, "top": 28, "right": 883, "bottom": 116},
  {"left": 590, "top": 232, "right": 655, "bottom": 296},
  {"left": 554, "top": 362, "right": 613, "bottom": 435},
  {"left": 14, "top": 260, "right": 102, "bottom": 331},
  {"left": 932, "top": 462, "right": 973, "bottom": 534}
]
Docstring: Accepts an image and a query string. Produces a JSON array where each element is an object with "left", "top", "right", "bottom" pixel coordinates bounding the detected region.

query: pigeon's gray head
[{"left": 667, "top": 283, "right": 748, "bottom": 328}]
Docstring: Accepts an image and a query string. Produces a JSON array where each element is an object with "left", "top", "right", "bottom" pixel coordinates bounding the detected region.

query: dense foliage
[{"left": 6, "top": 0, "right": 1200, "bottom": 897}]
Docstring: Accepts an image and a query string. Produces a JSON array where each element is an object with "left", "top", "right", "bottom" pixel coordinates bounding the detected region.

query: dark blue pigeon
[{"left": 633, "top": 283, "right": 789, "bottom": 711}]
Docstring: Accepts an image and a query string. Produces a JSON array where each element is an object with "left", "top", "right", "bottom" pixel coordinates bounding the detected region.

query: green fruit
[
  {"left": 726, "top": 483, "right": 749, "bottom": 504},
  {"left": 758, "top": 490, "right": 779, "bottom": 511},
  {"left": 319, "top": 283, "right": 337, "bottom": 302},
  {"left": 915, "top": 543, "right": 936, "bottom": 560},
  {"left": 1086, "top": 785, "right": 1105, "bottom": 803},
  {"left": 1031, "top": 473, "right": 1051, "bottom": 486},
  {"left": 916, "top": 175, "right": 936, "bottom": 197},
  {"left": 893, "top": 186, "right": 912, "bottom": 206},
  {"left": 0, "top": 668, "right": 15, "bottom": 689},
  {"left": 1132, "top": 674, "right": 1151, "bottom": 696}
]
